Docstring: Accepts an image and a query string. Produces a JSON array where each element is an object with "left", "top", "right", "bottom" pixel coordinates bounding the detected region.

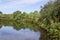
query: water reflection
[
  {"left": 0, "top": 21, "right": 50, "bottom": 40},
  {"left": 0, "top": 26, "right": 40, "bottom": 40}
]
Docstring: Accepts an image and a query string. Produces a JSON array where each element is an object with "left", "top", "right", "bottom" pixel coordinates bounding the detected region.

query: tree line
[{"left": 0, "top": 0, "right": 60, "bottom": 39}]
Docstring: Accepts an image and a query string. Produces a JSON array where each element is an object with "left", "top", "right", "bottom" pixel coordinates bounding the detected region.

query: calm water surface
[{"left": 0, "top": 26, "right": 40, "bottom": 40}]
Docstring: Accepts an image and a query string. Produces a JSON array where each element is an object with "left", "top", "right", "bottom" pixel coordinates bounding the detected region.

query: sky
[{"left": 0, "top": 0, "right": 51, "bottom": 14}]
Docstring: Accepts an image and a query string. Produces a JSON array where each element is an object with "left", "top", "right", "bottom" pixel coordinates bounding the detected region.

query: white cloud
[
  {"left": 0, "top": 0, "right": 50, "bottom": 13},
  {"left": 21, "top": 0, "right": 41, "bottom": 4},
  {"left": 0, "top": 0, "right": 41, "bottom": 9}
]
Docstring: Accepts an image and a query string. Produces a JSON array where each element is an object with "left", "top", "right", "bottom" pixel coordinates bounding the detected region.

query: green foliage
[
  {"left": 38, "top": 0, "right": 60, "bottom": 39},
  {"left": 0, "top": 0, "right": 60, "bottom": 39}
]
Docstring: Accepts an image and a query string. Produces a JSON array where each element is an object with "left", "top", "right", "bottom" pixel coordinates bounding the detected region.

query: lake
[{"left": 0, "top": 22, "right": 49, "bottom": 40}]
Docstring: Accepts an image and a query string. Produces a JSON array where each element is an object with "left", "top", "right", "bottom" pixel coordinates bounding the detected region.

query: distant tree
[
  {"left": 13, "top": 10, "right": 21, "bottom": 14},
  {"left": 13, "top": 10, "right": 22, "bottom": 18},
  {"left": 34, "top": 11, "right": 38, "bottom": 13},
  {"left": 0, "top": 11, "right": 2, "bottom": 14}
]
